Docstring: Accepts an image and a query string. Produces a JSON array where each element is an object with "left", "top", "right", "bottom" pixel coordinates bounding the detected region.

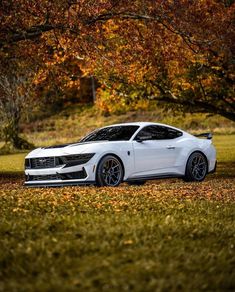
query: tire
[
  {"left": 184, "top": 152, "right": 208, "bottom": 182},
  {"left": 127, "top": 180, "right": 146, "bottom": 186},
  {"left": 96, "top": 155, "right": 124, "bottom": 187}
]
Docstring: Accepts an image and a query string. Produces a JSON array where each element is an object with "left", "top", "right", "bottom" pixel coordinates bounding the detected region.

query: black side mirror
[{"left": 136, "top": 135, "right": 153, "bottom": 143}]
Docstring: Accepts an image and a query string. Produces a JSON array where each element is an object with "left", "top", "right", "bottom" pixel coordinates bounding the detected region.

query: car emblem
[{"left": 39, "top": 158, "right": 46, "bottom": 164}]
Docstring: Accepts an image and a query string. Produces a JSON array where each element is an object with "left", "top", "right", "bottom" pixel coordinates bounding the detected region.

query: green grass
[
  {"left": 213, "top": 135, "right": 235, "bottom": 162},
  {"left": 0, "top": 153, "right": 27, "bottom": 174}
]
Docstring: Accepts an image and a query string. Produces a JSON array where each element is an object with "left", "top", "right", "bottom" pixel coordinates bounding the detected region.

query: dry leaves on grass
[{"left": 0, "top": 177, "right": 235, "bottom": 215}]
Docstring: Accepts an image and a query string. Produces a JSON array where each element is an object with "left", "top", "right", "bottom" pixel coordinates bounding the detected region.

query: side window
[
  {"left": 135, "top": 126, "right": 157, "bottom": 140},
  {"left": 135, "top": 125, "right": 182, "bottom": 140},
  {"left": 166, "top": 127, "right": 183, "bottom": 139}
]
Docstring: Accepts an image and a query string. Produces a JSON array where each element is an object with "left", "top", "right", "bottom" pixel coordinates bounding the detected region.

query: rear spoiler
[{"left": 195, "top": 132, "right": 212, "bottom": 140}]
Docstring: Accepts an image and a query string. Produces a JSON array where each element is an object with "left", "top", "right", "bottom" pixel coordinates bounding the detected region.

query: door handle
[{"left": 167, "top": 146, "right": 175, "bottom": 149}]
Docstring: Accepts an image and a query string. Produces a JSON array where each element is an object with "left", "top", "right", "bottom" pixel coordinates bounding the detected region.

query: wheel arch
[
  {"left": 185, "top": 150, "right": 209, "bottom": 175},
  {"left": 96, "top": 153, "right": 125, "bottom": 179}
]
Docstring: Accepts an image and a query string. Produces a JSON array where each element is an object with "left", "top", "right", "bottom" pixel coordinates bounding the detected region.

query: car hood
[
  {"left": 26, "top": 141, "right": 110, "bottom": 158},
  {"left": 25, "top": 140, "right": 123, "bottom": 158}
]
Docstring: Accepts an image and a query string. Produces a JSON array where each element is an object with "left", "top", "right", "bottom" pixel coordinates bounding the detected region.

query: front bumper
[
  {"left": 208, "top": 160, "right": 217, "bottom": 174},
  {"left": 24, "top": 163, "right": 96, "bottom": 187}
]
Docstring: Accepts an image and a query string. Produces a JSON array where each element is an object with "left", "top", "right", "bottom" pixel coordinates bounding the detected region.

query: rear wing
[{"left": 195, "top": 132, "right": 212, "bottom": 140}]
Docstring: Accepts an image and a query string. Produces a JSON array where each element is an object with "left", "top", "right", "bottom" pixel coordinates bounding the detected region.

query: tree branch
[
  {"left": 0, "top": 24, "right": 63, "bottom": 48},
  {"left": 156, "top": 90, "right": 235, "bottom": 122},
  {"left": 86, "top": 12, "right": 211, "bottom": 53}
]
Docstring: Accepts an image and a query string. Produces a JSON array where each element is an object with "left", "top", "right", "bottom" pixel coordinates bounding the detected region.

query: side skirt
[{"left": 125, "top": 173, "right": 184, "bottom": 182}]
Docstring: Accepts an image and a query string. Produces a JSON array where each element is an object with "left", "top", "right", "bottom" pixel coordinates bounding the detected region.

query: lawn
[{"left": 0, "top": 134, "right": 235, "bottom": 291}]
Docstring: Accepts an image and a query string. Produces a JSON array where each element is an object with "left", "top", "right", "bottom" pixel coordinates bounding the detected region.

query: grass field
[{"left": 0, "top": 132, "right": 235, "bottom": 290}]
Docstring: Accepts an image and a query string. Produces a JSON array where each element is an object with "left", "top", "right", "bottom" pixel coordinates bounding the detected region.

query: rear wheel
[
  {"left": 184, "top": 152, "right": 208, "bottom": 182},
  {"left": 96, "top": 155, "right": 124, "bottom": 187}
]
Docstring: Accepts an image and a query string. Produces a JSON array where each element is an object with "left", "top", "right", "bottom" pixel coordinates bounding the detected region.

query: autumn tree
[
  {"left": 85, "top": 1, "right": 235, "bottom": 120},
  {"left": 0, "top": 0, "right": 234, "bottom": 121},
  {"left": 0, "top": 64, "right": 35, "bottom": 151}
]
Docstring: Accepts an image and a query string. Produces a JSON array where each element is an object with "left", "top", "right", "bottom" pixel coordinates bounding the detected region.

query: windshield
[{"left": 80, "top": 125, "right": 139, "bottom": 142}]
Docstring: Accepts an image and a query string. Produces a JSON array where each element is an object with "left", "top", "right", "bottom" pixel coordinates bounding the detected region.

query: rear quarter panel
[{"left": 180, "top": 137, "right": 216, "bottom": 173}]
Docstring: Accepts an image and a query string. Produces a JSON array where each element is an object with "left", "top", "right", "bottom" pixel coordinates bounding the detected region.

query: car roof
[
  {"left": 101, "top": 122, "right": 192, "bottom": 138},
  {"left": 103, "top": 122, "right": 182, "bottom": 130},
  {"left": 103, "top": 122, "right": 160, "bottom": 126}
]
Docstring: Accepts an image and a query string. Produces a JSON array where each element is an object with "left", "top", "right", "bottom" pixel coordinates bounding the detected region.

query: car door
[{"left": 132, "top": 125, "right": 183, "bottom": 177}]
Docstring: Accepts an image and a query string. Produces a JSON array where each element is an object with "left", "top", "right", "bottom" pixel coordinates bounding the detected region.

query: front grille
[
  {"left": 26, "top": 169, "right": 87, "bottom": 182},
  {"left": 28, "top": 174, "right": 59, "bottom": 181},
  {"left": 26, "top": 153, "right": 94, "bottom": 169},
  {"left": 30, "top": 157, "right": 56, "bottom": 169}
]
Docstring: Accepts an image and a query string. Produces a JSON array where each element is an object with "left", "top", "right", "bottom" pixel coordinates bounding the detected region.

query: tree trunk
[{"left": 2, "top": 119, "right": 34, "bottom": 150}]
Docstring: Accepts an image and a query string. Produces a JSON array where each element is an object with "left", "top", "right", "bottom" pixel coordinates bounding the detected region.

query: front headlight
[{"left": 61, "top": 153, "right": 95, "bottom": 168}]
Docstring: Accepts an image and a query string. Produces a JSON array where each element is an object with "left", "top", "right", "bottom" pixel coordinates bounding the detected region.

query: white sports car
[{"left": 24, "top": 122, "right": 217, "bottom": 187}]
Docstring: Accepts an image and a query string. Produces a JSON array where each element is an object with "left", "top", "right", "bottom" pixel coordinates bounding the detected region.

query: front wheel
[
  {"left": 184, "top": 152, "right": 208, "bottom": 182},
  {"left": 96, "top": 155, "right": 124, "bottom": 187}
]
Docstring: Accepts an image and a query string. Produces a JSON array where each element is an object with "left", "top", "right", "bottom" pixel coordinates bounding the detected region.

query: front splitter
[{"left": 24, "top": 180, "right": 96, "bottom": 187}]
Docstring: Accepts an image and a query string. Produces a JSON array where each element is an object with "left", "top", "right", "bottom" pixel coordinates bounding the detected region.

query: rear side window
[{"left": 135, "top": 125, "right": 182, "bottom": 140}]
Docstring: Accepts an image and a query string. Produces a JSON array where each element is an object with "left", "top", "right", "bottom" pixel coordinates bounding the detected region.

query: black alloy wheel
[
  {"left": 96, "top": 155, "right": 124, "bottom": 186},
  {"left": 184, "top": 152, "right": 208, "bottom": 182}
]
